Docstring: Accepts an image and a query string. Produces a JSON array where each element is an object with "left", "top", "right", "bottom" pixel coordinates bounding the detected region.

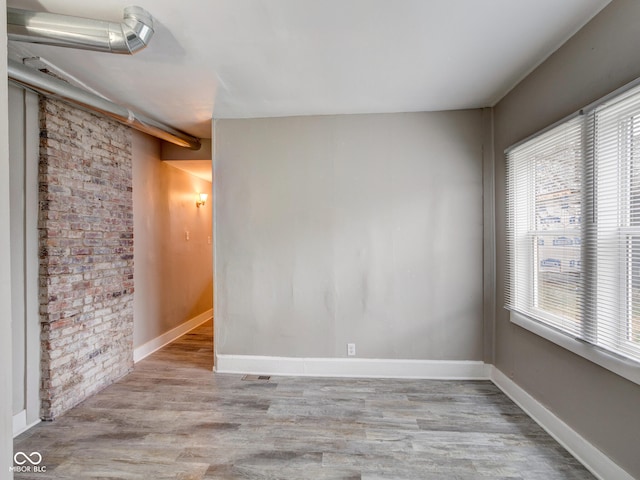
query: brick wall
[{"left": 39, "top": 98, "right": 134, "bottom": 419}]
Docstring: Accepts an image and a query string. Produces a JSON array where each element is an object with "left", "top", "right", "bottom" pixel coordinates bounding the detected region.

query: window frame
[{"left": 505, "top": 81, "right": 640, "bottom": 387}]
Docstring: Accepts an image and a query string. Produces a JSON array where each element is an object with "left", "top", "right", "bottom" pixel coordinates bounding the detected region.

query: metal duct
[
  {"left": 8, "top": 60, "right": 201, "bottom": 150},
  {"left": 7, "top": 6, "right": 154, "bottom": 54}
]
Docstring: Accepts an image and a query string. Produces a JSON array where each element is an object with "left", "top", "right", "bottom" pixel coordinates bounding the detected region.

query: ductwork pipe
[
  {"left": 7, "top": 6, "right": 154, "bottom": 54},
  {"left": 8, "top": 60, "right": 201, "bottom": 150}
]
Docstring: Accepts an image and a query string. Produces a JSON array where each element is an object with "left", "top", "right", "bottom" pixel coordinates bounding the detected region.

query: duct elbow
[
  {"left": 109, "top": 6, "right": 155, "bottom": 54},
  {"left": 8, "top": 5, "right": 154, "bottom": 55}
]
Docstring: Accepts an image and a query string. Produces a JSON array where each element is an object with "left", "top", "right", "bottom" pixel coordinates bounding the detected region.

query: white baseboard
[
  {"left": 134, "top": 309, "right": 212, "bottom": 363},
  {"left": 215, "top": 354, "right": 490, "bottom": 380},
  {"left": 13, "top": 410, "right": 40, "bottom": 438},
  {"left": 490, "top": 367, "right": 634, "bottom": 480}
]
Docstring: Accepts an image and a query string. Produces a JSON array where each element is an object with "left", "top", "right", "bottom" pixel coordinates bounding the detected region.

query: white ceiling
[{"left": 8, "top": 0, "right": 610, "bottom": 139}]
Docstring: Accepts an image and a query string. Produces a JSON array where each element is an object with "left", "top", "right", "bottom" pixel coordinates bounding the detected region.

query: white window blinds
[
  {"left": 506, "top": 118, "right": 585, "bottom": 336},
  {"left": 506, "top": 83, "right": 640, "bottom": 365},
  {"left": 588, "top": 87, "right": 640, "bottom": 360}
]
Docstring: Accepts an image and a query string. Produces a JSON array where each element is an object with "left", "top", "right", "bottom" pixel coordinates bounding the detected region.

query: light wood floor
[{"left": 14, "top": 320, "right": 594, "bottom": 479}]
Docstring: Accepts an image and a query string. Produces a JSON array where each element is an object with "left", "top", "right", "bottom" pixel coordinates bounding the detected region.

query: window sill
[{"left": 509, "top": 310, "right": 640, "bottom": 386}]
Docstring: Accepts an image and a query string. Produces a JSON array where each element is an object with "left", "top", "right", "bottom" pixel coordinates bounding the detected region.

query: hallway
[{"left": 13, "top": 320, "right": 593, "bottom": 479}]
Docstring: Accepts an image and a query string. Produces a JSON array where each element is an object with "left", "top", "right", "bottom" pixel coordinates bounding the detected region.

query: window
[{"left": 506, "top": 83, "right": 640, "bottom": 379}]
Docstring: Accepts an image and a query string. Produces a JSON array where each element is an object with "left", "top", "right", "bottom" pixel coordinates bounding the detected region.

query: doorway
[{"left": 131, "top": 140, "right": 214, "bottom": 368}]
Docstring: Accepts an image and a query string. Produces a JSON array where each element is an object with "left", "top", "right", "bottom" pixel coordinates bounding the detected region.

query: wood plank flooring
[{"left": 13, "top": 320, "right": 595, "bottom": 479}]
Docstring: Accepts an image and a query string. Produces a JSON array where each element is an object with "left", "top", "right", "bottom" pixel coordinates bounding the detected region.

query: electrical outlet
[
  {"left": 347, "top": 343, "right": 356, "bottom": 356},
  {"left": 185, "top": 230, "right": 190, "bottom": 241}
]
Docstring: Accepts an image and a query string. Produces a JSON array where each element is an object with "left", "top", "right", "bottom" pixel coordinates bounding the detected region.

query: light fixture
[{"left": 196, "top": 193, "right": 208, "bottom": 208}]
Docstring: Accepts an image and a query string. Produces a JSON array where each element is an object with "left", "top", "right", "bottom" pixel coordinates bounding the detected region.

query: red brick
[{"left": 39, "top": 97, "right": 134, "bottom": 420}]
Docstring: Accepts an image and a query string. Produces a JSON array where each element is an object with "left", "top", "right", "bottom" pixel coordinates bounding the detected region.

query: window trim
[
  {"left": 505, "top": 76, "right": 640, "bottom": 387},
  {"left": 510, "top": 309, "right": 640, "bottom": 386}
]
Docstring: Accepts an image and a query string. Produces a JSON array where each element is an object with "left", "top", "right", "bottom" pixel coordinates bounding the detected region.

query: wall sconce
[{"left": 196, "top": 193, "right": 208, "bottom": 208}]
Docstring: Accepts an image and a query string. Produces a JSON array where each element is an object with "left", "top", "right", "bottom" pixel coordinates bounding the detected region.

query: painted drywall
[
  {"left": 9, "top": 85, "right": 25, "bottom": 417},
  {"left": 214, "top": 111, "right": 484, "bottom": 360},
  {"left": 0, "top": 0, "right": 15, "bottom": 473},
  {"left": 481, "top": 108, "right": 496, "bottom": 365},
  {"left": 493, "top": 0, "right": 640, "bottom": 477},
  {"left": 132, "top": 132, "right": 213, "bottom": 348},
  {"left": 8, "top": 86, "right": 40, "bottom": 430}
]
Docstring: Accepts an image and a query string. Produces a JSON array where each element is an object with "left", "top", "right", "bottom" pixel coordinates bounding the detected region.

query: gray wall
[
  {"left": 8, "top": 85, "right": 40, "bottom": 427},
  {"left": 493, "top": 0, "right": 640, "bottom": 477},
  {"left": 214, "top": 111, "right": 484, "bottom": 359},
  {"left": 9, "top": 85, "right": 25, "bottom": 417},
  {"left": 132, "top": 132, "right": 213, "bottom": 348},
  {"left": 0, "top": 0, "right": 15, "bottom": 473}
]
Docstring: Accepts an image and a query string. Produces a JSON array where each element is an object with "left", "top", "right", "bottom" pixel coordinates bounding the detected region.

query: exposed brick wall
[{"left": 39, "top": 98, "right": 134, "bottom": 419}]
